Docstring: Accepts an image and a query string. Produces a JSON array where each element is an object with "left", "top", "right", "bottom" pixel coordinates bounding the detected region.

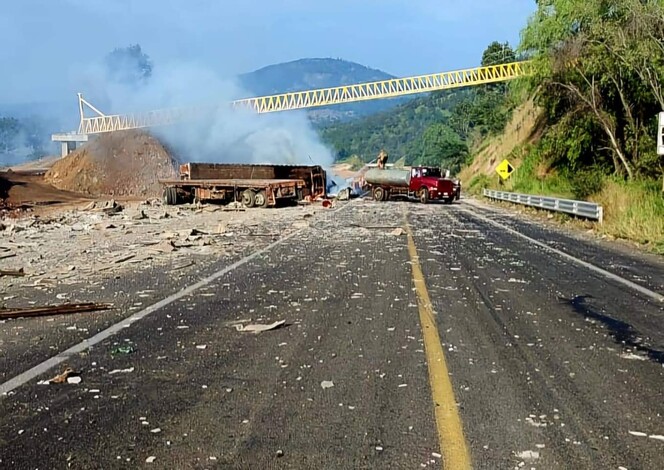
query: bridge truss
[{"left": 76, "top": 61, "right": 532, "bottom": 135}]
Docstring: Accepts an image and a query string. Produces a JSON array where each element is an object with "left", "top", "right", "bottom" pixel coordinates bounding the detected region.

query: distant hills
[
  {"left": 0, "top": 58, "right": 409, "bottom": 127},
  {"left": 239, "top": 58, "right": 411, "bottom": 122}
]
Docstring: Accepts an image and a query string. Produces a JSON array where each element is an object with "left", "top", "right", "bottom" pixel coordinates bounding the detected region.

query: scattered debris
[
  {"left": 132, "top": 210, "right": 147, "bottom": 220},
  {"left": 629, "top": 430, "right": 664, "bottom": 441},
  {"left": 390, "top": 228, "right": 404, "bottom": 236},
  {"left": 111, "top": 345, "right": 136, "bottom": 356},
  {"left": 620, "top": 352, "right": 647, "bottom": 361},
  {"left": 145, "top": 456, "right": 156, "bottom": 463},
  {"left": 232, "top": 320, "right": 286, "bottom": 334},
  {"left": 0, "top": 302, "right": 112, "bottom": 320},
  {"left": 40, "top": 367, "right": 81, "bottom": 385},
  {"left": 321, "top": 380, "right": 334, "bottom": 389},
  {"left": 0, "top": 268, "right": 25, "bottom": 277},
  {"left": 109, "top": 367, "right": 135, "bottom": 375},
  {"left": 515, "top": 450, "right": 540, "bottom": 461}
]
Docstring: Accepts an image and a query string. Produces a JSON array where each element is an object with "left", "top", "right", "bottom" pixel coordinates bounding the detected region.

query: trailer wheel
[
  {"left": 241, "top": 189, "right": 256, "bottom": 208},
  {"left": 164, "top": 187, "right": 178, "bottom": 205},
  {"left": 255, "top": 190, "right": 268, "bottom": 208},
  {"left": 373, "top": 187, "right": 385, "bottom": 202},
  {"left": 419, "top": 188, "right": 429, "bottom": 204}
]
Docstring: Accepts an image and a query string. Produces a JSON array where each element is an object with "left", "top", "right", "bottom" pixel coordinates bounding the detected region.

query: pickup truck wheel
[
  {"left": 241, "top": 189, "right": 256, "bottom": 208},
  {"left": 419, "top": 188, "right": 429, "bottom": 204},
  {"left": 255, "top": 190, "right": 268, "bottom": 208},
  {"left": 373, "top": 187, "right": 385, "bottom": 202},
  {"left": 164, "top": 187, "right": 177, "bottom": 205}
]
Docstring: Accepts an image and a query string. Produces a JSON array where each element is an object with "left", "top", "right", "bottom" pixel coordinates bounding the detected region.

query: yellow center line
[{"left": 404, "top": 217, "right": 472, "bottom": 470}]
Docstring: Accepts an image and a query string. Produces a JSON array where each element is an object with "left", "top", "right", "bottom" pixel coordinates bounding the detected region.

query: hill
[
  {"left": 319, "top": 90, "right": 471, "bottom": 164},
  {"left": 239, "top": 58, "right": 409, "bottom": 122}
]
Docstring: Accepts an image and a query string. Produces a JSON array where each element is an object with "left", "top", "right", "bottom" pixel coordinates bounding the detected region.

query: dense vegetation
[
  {"left": 320, "top": 41, "right": 518, "bottom": 172},
  {"left": 0, "top": 116, "right": 49, "bottom": 162},
  {"left": 519, "top": 0, "right": 663, "bottom": 184}
]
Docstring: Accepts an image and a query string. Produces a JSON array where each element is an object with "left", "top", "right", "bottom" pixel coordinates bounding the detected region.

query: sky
[{"left": 0, "top": 0, "right": 537, "bottom": 106}]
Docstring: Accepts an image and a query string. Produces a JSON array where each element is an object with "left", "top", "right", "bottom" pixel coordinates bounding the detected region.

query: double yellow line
[{"left": 404, "top": 220, "right": 472, "bottom": 469}]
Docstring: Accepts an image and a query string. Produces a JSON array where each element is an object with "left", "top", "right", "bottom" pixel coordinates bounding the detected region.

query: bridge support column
[
  {"left": 60, "top": 141, "right": 77, "bottom": 157},
  {"left": 51, "top": 133, "right": 89, "bottom": 158}
]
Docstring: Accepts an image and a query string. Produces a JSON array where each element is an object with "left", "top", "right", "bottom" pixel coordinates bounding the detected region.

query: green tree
[
  {"left": 105, "top": 44, "right": 153, "bottom": 86},
  {"left": 416, "top": 123, "right": 468, "bottom": 173},
  {"left": 520, "top": 0, "right": 664, "bottom": 179},
  {"left": 0, "top": 117, "right": 21, "bottom": 154}
]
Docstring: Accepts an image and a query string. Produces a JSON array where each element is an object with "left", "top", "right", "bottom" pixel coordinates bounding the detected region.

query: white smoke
[{"left": 78, "top": 59, "right": 336, "bottom": 169}]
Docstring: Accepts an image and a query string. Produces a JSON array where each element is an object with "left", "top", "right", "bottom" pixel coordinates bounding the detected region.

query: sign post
[{"left": 658, "top": 112, "right": 664, "bottom": 156}]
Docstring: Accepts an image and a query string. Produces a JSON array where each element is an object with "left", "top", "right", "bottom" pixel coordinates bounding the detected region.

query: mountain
[{"left": 238, "top": 58, "right": 410, "bottom": 122}]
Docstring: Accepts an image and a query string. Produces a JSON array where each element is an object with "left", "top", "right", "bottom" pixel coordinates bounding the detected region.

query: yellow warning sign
[{"left": 496, "top": 159, "right": 515, "bottom": 180}]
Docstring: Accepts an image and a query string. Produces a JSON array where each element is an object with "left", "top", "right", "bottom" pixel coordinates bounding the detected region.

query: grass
[{"left": 592, "top": 179, "right": 664, "bottom": 252}]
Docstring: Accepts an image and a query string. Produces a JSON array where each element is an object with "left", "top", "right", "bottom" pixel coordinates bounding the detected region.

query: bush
[
  {"left": 467, "top": 174, "right": 492, "bottom": 194},
  {"left": 570, "top": 168, "right": 605, "bottom": 199}
]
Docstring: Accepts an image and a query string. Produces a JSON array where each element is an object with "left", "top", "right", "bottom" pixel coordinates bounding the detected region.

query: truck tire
[
  {"left": 373, "top": 187, "right": 385, "bottom": 202},
  {"left": 164, "top": 187, "right": 177, "bottom": 205},
  {"left": 241, "top": 189, "right": 256, "bottom": 208},
  {"left": 419, "top": 188, "right": 429, "bottom": 204},
  {"left": 255, "top": 190, "right": 269, "bottom": 208}
]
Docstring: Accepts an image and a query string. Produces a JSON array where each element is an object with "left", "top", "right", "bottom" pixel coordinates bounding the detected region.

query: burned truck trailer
[{"left": 159, "top": 163, "right": 327, "bottom": 208}]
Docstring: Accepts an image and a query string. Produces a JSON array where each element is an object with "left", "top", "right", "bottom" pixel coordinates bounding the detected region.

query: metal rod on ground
[{"left": 0, "top": 303, "right": 113, "bottom": 320}]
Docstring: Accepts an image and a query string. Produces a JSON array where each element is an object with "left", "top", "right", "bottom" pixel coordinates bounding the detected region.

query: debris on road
[
  {"left": 111, "top": 345, "right": 135, "bottom": 356},
  {"left": 0, "top": 268, "right": 25, "bottom": 277},
  {"left": 232, "top": 320, "right": 286, "bottom": 334},
  {"left": 36, "top": 368, "right": 82, "bottom": 385},
  {"left": 0, "top": 302, "right": 112, "bottom": 320},
  {"left": 390, "top": 228, "right": 404, "bottom": 236},
  {"left": 108, "top": 367, "right": 135, "bottom": 375},
  {"left": 321, "top": 380, "right": 334, "bottom": 389},
  {"left": 515, "top": 450, "right": 540, "bottom": 461}
]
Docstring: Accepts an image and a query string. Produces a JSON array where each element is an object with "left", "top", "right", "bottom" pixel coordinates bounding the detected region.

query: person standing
[{"left": 377, "top": 149, "right": 388, "bottom": 169}]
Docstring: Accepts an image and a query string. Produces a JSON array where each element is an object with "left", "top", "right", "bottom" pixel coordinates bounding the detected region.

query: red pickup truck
[{"left": 364, "top": 166, "right": 459, "bottom": 204}]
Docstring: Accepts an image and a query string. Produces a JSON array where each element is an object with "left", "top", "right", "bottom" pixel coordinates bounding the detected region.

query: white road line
[
  {"left": 459, "top": 207, "right": 664, "bottom": 303},
  {"left": 1, "top": 229, "right": 307, "bottom": 397}
]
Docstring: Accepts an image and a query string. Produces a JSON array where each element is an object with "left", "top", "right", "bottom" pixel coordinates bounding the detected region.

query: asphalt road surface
[{"left": 1, "top": 197, "right": 663, "bottom": 469}]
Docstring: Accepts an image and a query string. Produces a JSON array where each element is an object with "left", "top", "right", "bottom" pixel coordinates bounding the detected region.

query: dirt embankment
[
  {"left": 459, "top": 99, "right": 544, "bottom": 183},
  {"left": 45, "top": 130, "right": 178, "bottom": 198}
]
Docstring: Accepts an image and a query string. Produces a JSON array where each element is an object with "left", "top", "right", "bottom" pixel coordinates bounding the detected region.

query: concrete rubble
[{"left": 0, "top": 199, "right": 318, "bottom": 310}]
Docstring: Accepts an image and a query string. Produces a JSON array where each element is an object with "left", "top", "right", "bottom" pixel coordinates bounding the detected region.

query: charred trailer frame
[{"left": 159, "top": 163, "right": 327, "bottom": 208}]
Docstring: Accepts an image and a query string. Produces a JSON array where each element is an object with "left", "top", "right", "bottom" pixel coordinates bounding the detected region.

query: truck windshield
[{"left": 421, "top": 168, "right": 441, "bottom": 178}]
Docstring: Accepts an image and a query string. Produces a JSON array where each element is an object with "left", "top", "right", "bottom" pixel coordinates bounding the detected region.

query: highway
[{"left": 1, "top": 198, "right": 663, "bottom": 469}]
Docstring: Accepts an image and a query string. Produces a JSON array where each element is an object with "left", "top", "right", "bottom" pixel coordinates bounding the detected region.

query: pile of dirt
[{"left": 45, "top": 130, "right": 178, "bottom": 198}]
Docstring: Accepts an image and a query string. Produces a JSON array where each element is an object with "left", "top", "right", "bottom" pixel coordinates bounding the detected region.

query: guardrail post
[{"left": 598, "top": 206, "right": 604, "bottom": 224}]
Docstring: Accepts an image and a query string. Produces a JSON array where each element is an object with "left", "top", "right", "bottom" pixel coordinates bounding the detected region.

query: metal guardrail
[{"left": 483, "top": 189, "right": 603, "bottom": 223}]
